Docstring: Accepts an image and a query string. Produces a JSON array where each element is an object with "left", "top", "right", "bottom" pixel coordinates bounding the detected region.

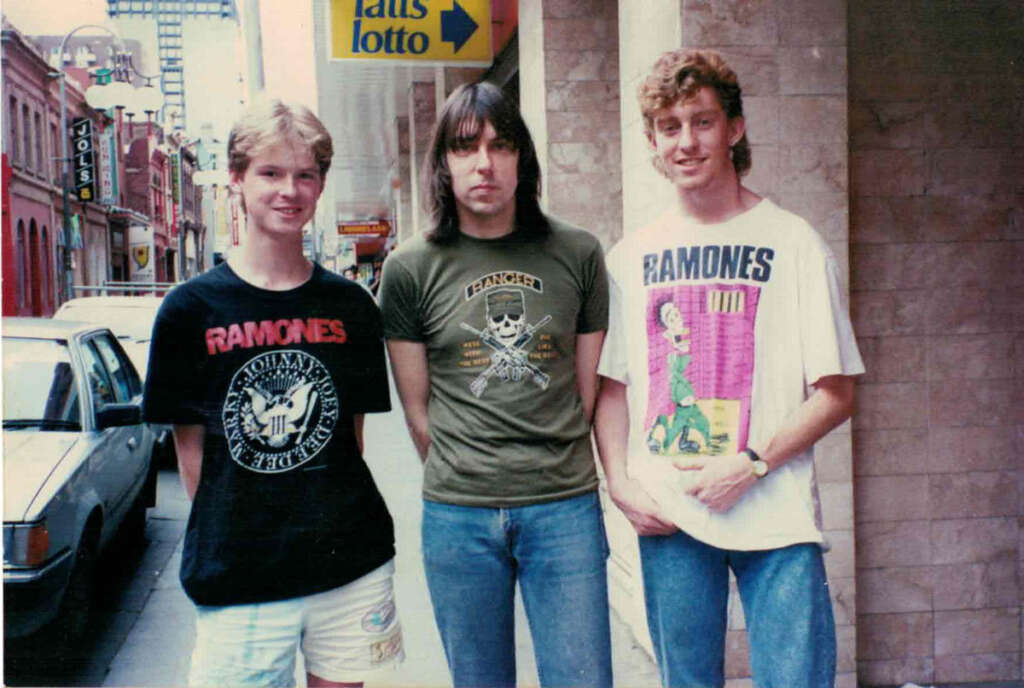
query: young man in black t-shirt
[{"left": 144, "top": 100, "right": 403, "bottom": 687}]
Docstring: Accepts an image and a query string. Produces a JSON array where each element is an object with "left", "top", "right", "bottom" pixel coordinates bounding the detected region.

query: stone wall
[
  {"left": 519, "top": 0, "right": 622, "bottom": 247},
  {"left": 848, "top": 0, "right": 1024, "bottom": 684}
]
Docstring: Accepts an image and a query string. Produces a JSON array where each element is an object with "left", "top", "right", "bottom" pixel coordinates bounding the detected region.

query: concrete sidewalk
[{"left": 103, "top": 402, "right": 660, "bottom": 687}]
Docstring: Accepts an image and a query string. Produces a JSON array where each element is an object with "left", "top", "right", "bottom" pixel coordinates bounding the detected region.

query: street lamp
[{"left": 50, "top": 24, "right": 162, "bottom": 302}]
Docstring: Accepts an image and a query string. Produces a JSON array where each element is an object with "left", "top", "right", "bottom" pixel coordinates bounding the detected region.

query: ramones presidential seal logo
[{"left": 222, "top": 349, "right": 339, "bottom": 473}]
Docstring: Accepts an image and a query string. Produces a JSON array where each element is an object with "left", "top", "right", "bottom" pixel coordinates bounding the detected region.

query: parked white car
[
  {"left": 53, "top": 296, "right": 164, "bottom": 376},
  {"left": 53, "top": 296, "right": 173, "bottom": 464},
  {"left": 3, "top": 318, "right": 158, "bottom": 641}
]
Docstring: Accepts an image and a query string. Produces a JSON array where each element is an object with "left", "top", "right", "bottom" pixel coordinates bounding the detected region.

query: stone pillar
[
  {"left": 617, "top": 1, "right": 856, "bottom": 685},
  {"left": 408, "top": 79, "right": 436, "bottom": 237},
  {"left": 518, "top": 0, "right": 621, "bottom": 246},
  {"left": 395, "top": 114, "right": 413, "bottom": 243},
  {"left": 619, "top": 2, "right": 684, "bottom": 233}
]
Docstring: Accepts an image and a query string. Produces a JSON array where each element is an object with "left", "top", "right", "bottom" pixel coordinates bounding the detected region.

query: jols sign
[{"left": 71, "top": 118, "right": 97, "bottom": 202}]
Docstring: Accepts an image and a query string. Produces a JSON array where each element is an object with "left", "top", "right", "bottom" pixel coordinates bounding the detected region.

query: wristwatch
[{"left": 743, "top": 448, "right": 769, "bottom": 478}]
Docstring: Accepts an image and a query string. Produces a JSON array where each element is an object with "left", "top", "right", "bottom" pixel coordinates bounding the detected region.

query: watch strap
[{"left": 743, "top": 448, "right": 768, "bottom": 478}]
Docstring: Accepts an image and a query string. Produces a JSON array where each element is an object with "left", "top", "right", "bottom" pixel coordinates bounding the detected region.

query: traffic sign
[{"left": 330, "top": 0, "right": 492, "bottom": 65}]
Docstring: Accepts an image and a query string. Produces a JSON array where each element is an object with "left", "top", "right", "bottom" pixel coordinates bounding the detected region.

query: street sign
[
  {"left": 169, "top": 153, "right": 180, "bottom": 238},
  {"left": 338, "top": 220, "right": 391, "bottom": 237},
  {"left": 330, "top": 0, "right": 491, "bottom": 65},
  {"left": 70, "top": 118, "right": 96, "bottom": 202},
  {"left": 98, "top": 129, "right": 118, "bottom": 205}
]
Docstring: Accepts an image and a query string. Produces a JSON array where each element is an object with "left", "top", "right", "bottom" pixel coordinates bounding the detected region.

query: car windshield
[
  {"left": 55, "top": 304, "right": 158, "bottom": 341},
  {"left": 2, "top": 338, "right": 81, "bottom": 430}
]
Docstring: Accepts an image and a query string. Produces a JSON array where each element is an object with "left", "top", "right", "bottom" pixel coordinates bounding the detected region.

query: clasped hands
[
  {"left": 674, "top": 451, "right": 757, "bottom": 513},
  {"left": 610, "top": 451, "right": 756, "bottom": 536}
]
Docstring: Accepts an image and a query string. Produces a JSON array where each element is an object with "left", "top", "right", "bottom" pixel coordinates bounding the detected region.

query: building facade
[
  {"left": 2, "top": 21, "right": 105, "bottom": 315},
  {"left": 2, "top": 18, "right": 206, "bottom": 311}
]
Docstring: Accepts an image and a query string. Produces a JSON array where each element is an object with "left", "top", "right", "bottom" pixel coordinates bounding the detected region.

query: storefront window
[
  {"left": 9, "top": 96, "right": 19, "bottom": 162},
  {"left": 50, "top": 122, "right": 59, "bottom": 183},
  {"left": 16, "top": 221, "right": 26, "bottom": 309},
  {"left": 34, "top": 112, "right": 43, "bottom": 175},
  {"left": 42, "top": 228, "right": 52, "bottom": 313},
  {"left": 21, "top": 104, "right": 31, "bottom": 170}
]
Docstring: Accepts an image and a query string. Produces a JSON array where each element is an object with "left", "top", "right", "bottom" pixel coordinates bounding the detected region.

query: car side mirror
[{"left": 95, "top": 402, "right": 142, "bottom": 429}]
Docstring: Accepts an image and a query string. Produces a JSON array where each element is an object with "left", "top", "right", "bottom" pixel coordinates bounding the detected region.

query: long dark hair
[{"left": 422, "top": 81, "right": 550, "bottom": 244}]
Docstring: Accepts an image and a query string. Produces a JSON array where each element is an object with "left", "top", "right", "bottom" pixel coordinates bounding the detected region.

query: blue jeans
[
  {"left": 638, "top": 531, "right": 835, "bottom": 688},
  {"left": 422, "top": 491, "right": 613, "bottom": 688}
]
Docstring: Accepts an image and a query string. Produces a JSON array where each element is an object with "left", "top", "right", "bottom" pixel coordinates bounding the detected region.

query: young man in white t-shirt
[{"left": 594, "top": 49, "right": 864, "bottom": 688}]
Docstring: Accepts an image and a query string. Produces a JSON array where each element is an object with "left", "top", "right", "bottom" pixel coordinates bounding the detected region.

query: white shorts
[{"left": 188, "top": 559, "right": 404, "bottom": 687}]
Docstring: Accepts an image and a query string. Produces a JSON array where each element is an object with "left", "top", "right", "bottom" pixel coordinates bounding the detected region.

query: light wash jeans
[
  {"left": 422, "top": 491, "right": 613, "bottom": 688},
  {"left": 639, "top": 530, "right": 835, "bottom": 688}
]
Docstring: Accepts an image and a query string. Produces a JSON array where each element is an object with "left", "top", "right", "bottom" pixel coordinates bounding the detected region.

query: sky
[{"left": 3, "top": 0, "right": 317, "bottom": 124}]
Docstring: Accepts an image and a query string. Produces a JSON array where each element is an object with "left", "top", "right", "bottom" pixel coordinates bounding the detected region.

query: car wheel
[
  {"left": 56, "top": 527, "right": 99, "bottom": 646},
  {"left": 158, "top": 436, "right": 177, "bottom": 469},
  {"left": 120, "top": 492, "right": 148, "bottom": 548}
]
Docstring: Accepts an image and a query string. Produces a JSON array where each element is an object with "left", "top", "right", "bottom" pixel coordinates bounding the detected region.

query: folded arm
[
  {"left": 172, "top": 424, "right": 204, "bottom": 500},
  {"left": 677, "top": 374, "right": 857, "bottom": 512},
  {"left": 386, "top": 339, "right": 431, "bottom": 462},
  {"left": 575, "top": 331, "right": 606, "bottom": 423}
]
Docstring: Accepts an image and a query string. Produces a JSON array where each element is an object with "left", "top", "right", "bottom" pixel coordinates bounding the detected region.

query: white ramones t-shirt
[{"left": 598, "top": 199, "right": 865, "bottom": 551}]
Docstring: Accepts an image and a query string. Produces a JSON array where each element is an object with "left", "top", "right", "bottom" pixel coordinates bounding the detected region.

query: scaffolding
[{"left": 106, "top": 0, "right": 237, "bottom": 131}]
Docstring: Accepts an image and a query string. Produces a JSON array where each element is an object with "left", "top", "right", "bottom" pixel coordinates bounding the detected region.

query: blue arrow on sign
[{"left": 441, "top": 0, "right": 478, "bottom": 53}]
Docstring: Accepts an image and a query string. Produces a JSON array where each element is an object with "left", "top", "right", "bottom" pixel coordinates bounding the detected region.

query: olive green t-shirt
[{"left": 379, "top": 219, "right": 608, "bottom": 506}]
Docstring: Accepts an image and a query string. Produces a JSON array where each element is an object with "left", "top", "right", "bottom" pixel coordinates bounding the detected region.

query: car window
[
  {"left": 54, "top": 301, "right": 162, "bottom": 340},
  {"left": 92, "top": 334, "right": 141, "bottom": 399},
  {"left": 2, "top": 337, "right": 81, "bottom": 430},
  {"left": 80, "top": 340, "right": 119, "bottom": 408}
]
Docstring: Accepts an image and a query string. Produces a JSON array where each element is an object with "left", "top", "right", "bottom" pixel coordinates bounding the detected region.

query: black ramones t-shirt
[{"left": 144, "top": 263, "right": 394, "bottom": 606}]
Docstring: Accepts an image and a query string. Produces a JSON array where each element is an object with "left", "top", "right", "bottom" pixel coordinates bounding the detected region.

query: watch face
[{"left": 753, "top": 460, "right": 768, "bottom": 478}]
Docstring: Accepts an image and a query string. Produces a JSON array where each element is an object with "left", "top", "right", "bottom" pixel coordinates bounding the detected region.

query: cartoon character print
[
  {"left": 460, "top": 288, "right": 552, "bottom": 398},
  {"left": 647, "top": 301, "right": 712, "bottom": 454},
  {"left": 644, "top": 285, "right": 761, "bottom": 458}
]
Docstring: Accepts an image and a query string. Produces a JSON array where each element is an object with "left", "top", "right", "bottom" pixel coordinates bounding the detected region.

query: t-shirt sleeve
[
  {"left": 143, "top": 288, "right": 207, "bottom": 424},
  {"left": 343, "top": 293, "right": 392, "bottom": 415},
  {"left": 378, "top": 254, "right": 424, "bottom": 341},
  {"left": 597, "top": 245, "right": 629, "bottom": 385},
  {"left": 577, "top": 238, "right": 610, "bottom": 334},
  {"left": 799, "top": 229, "right": 866, "bottom": 385}
]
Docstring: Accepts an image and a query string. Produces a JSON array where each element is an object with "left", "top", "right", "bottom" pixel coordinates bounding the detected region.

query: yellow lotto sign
[{"left": 331, "top": 0, "right": 492, "bottom": 65}]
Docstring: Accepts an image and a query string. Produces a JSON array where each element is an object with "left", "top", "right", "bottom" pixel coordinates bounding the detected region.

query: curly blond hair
[{"left": 638, "top": 49, "right": 750, "bottom": 177}]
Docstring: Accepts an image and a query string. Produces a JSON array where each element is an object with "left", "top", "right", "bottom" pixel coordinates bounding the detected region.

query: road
[{"left": 5, "top": 394, "right": 660, "bottom": 687}]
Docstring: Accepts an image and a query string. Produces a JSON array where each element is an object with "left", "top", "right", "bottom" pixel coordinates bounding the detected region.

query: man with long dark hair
[{"left": 379, "top": 82, "right": 612, "bottom": 688}]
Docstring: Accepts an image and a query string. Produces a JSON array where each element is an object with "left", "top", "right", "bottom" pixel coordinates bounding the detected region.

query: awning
[
  {"left": 107, "top": 205, "right": 150, "bottom": 225},
  {"left": 355, "top": 236, "right": 387, "bottom": 258}
]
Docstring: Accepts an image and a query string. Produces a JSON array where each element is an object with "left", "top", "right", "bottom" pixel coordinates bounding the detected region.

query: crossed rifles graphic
[{"left": 460, "top": 315, "right": 552, "bottom": 398}]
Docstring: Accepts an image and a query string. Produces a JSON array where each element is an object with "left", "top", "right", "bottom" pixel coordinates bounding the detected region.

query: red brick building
[{"left": 2, "top": 19, "right": 203, "bottom": 311}]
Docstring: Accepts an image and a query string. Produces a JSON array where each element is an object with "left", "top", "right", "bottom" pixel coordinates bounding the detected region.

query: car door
[{"left": 79, "top": 334, "right": 144, "bottom": 530}]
